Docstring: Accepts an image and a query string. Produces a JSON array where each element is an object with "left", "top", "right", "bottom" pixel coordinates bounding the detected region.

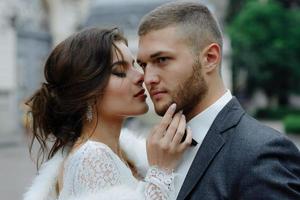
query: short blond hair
[{"left": 138, "top": 1, "right": 223, "bottom": 52}]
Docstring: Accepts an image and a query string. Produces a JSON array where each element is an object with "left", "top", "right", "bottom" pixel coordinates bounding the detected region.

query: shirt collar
[{"left": 187, "top": 90, "right": 233, "bottom": 144}]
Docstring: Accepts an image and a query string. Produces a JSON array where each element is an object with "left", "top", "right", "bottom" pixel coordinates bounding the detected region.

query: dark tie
[
  {"left": 181, "top": 130, "right": 198, "bottom": 146},
  {"left": 191, "top": 138, "right": 198, "bottom": 146}
]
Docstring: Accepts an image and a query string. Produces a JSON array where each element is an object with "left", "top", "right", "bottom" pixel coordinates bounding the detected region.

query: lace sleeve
[
  {"left": 71, "top": 144, "right": 122, "bottom": 196},
  {"left": 144, "top": 166, "right": 176, "bottom": 200},
  {"left": 65, "top": 142, "right": 176, "bottom": 200}
]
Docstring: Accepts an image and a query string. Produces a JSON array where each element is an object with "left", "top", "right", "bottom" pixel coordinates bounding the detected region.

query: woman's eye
[{"left": 112, "top": 72, "right": 126, "bottom": 78}]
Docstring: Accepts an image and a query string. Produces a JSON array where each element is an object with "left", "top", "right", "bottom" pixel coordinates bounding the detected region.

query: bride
[{"left": 23, "top": 27, "right": 192, "bottom": 200}]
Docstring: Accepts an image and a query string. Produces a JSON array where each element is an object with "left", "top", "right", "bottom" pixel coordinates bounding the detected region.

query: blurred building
[
  {"left": 0, "top": 0, "right": 89, "bottom": 137},
  {"left": 0, "top": 0, "right": 231, "bottom": 136},
  {"left": 0, "top": 0, "right": 50, "bottom": 136}
]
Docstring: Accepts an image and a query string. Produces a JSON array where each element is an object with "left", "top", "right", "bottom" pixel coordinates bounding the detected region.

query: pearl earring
[{"left": 86, "top": 105, "right": 93, "bottom": 122}]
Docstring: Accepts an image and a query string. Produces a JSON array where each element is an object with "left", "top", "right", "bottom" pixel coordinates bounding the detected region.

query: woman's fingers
[
  {"left": 154, "top": 103, "right": 177, "bottom": 138},
  {"left": 163, "top": 111, "right": 182, "bottom": 142},
  {"left": 146, "top": 110, "right": 192, "bottom": 170},
  {"left": 171, "top": 114, "right": 186, "bottom": 145}
]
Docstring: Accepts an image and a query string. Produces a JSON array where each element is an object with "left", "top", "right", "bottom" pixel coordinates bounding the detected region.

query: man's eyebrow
[
  {"left": 150, "top": 52, "right": 163, "bottom": 59},
  {"left": 137, "top": 51, "right": 166, "bottom": 64}
]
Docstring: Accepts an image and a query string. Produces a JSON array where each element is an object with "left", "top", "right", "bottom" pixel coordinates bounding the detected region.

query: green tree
[{"left": 228, "top": 0, "right": 300, "bottom": 106}]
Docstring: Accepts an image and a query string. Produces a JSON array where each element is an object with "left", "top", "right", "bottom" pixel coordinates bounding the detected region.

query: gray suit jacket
[{"left": 177, "top": 98, "right": 300, "bottom": 200}]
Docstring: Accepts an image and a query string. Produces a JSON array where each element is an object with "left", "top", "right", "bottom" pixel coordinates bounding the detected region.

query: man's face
[{"left": 137, "top": 26, "right": 208, "bottom": 116}]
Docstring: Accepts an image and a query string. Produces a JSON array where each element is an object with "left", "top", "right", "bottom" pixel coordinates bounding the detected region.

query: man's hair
[{"left": 138, "top": 1, "right": 223, "bottom": 53}]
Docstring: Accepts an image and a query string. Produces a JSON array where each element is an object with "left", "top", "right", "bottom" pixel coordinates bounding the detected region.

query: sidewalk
[{"left": 0, "top": 133, "right": 36, "bottom": 200}]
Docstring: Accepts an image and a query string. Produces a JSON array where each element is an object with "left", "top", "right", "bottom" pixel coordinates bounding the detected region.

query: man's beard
[{"left": 156, "top": 59, "right": 208, "bottom": 116}]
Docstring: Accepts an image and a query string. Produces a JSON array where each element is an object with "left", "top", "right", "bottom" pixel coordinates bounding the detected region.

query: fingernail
[
  {"left": 179, "top": 110, "right": 183, "bottom": 114},
  {"left": 170, "top": 103, "right": 176, "bottom": 110}
]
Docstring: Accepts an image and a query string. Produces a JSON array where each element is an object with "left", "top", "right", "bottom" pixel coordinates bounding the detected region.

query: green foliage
[
  {"left": 226, "top": 0, "right": 255, "bottom": 23},
  {"left": 255, "top": 107, "right": 300, "bottom": 120},
  {"left": 228, "top": 0, "right": 300, "bottom": 105},
  {"left": 284, "top": 115, "right": 300, "bottom": 134}
]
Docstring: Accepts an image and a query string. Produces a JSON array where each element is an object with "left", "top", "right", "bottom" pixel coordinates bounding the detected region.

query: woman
[{"left": 23, "top": 27, "right": 192, "bottom": 200}]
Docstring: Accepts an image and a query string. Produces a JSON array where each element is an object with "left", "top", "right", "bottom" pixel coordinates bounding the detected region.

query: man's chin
[{"left": 154, "top": 102, "right": 173, "bottom": 116}]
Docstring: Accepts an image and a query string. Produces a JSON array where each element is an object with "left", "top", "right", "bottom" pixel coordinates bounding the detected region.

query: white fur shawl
[{"left": 23, "top": 129, "right": 148, "bottom": 200}]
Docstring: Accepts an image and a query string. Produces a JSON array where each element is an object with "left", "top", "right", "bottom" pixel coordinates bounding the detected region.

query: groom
[{"left": 137, "top": 1, "right": 300, "bottom": 199}]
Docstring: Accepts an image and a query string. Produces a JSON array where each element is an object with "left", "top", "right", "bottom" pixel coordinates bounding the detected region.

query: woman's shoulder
[
  {"left": 66, "top": 140, "right": 116, "bottom": 167},
  {"left": 61, "top": 141, "right": 127, "bottom": 197}
]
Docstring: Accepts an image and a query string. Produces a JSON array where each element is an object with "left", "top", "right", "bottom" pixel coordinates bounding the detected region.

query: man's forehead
[
  {"left": 137, "top": 47, "right": 174, "bottom": 62},
  {"left": 137, "top": 32, "right": 184, "bottom": 60},
  {"left": 138, "top": 47, "right": 187, "bottom": 65}
]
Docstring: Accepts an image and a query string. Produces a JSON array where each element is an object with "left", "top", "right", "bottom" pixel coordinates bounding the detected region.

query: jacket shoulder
[{"left": 227, "top": 113, "right": 299, "bottom": 159}]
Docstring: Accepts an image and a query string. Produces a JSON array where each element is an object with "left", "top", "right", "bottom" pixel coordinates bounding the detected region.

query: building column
[
  {"left": 45, "top": 0, "right": 90, "bottom": 46},
  {"left": 0, "top": 2, "right": 18, "bottom": 136}
]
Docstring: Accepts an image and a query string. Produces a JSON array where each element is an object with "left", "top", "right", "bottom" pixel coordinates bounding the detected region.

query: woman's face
[{"left": 98, "top": 41, "right": 148, "bottom": 118}]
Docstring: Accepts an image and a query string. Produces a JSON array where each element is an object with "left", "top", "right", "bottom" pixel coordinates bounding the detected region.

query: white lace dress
[{"left": 58, "top": 140, "right": 175, "bottom": 200}]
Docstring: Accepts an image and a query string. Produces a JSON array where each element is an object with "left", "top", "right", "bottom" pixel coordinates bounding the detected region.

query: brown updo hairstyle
[{"left": 26, "top": 27, "right": 127, "bottom": 168}]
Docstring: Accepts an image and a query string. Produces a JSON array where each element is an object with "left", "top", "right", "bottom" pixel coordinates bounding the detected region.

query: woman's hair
[{"left": 26, "top": 27, "right": 127, "bottom": 168}]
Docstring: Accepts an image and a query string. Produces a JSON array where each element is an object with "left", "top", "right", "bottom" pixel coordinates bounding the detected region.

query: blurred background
[{"left": 0, "top": 0, "right": 299, "bottom": 199}]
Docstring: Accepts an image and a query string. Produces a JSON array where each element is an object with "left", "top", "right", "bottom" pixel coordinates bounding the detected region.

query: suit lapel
[
  {"left": 177, "top": 98, "right": 245, "bottom": 200},
  {"left": 176, "top": 125, "right": 225, "bottom": 200}
]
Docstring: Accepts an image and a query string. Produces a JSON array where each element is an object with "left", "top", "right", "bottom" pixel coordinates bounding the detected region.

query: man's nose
[{"left": 144, "top": 68, "right": 159, "bottom": 86}]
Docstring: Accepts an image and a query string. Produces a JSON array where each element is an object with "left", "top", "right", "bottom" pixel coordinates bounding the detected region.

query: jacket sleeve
[{"left": 238, "top": 135, "right": 300, "bottom": 199}]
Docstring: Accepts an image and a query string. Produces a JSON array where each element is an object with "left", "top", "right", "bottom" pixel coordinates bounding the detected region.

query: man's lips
[
  {"left": 134, "top": 89, "right": 146, "bottom": 97},
  {"left": 150, "top": 90, "right": 167, "bottom": 98}
]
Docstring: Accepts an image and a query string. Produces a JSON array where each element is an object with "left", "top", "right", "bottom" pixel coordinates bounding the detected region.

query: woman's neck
[
  {"left": 80, "top": 115, "right": 139, "bottom": 179},
  {"left": 80, "top": 114, "right": 124, "bottom": 156}
]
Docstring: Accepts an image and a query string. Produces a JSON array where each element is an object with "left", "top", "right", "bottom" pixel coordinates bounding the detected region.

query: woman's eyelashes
[
  {"left": 111, "top": 60, "right": 138, "bottom": 78},
  {"left": 112, "top": 71, "right": 126, "bottom": 78}
]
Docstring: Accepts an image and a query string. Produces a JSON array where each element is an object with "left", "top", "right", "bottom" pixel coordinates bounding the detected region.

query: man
[{"left": 137, "top": 1, "right": 300, "bottom": 199}]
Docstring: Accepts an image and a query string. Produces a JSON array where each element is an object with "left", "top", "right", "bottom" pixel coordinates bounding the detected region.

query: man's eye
[
  {"left": 138, "top": 63, "right": 146, "bottom": 70},
  {"left": 157, "top": 57, "right": 169, "bottom": 64},
  {"left": 112, "top": 72, "right": 126, "bottom": 78}
]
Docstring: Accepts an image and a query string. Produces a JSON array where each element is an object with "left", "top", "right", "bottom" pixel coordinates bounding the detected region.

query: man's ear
[{"left": 199, "top": 43, "right": 221, "bottom": 73}]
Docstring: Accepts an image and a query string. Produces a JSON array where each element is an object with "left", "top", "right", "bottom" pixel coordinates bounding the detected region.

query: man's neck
[{"left": 186, "top": 85, "right": 226, "bottom": 122}]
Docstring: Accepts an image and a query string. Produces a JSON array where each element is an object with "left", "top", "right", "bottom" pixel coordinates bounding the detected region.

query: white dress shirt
[{"left": 174, "top": 90, "right": 233, "bottom": 198}]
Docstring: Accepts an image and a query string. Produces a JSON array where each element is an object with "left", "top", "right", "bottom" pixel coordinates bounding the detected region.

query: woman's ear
[{"left": 199, "top": 43, "right": 221, "bottom": 73}]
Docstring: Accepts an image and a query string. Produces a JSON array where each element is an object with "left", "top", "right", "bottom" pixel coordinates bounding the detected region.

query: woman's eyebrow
[{"left": 111, "top": 60, "right": 127, "bottom": 68}]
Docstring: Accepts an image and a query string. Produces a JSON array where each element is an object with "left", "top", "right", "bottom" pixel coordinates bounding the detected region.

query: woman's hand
[{"left": 146, "top": 103, "right": 192, "bottom": 171}]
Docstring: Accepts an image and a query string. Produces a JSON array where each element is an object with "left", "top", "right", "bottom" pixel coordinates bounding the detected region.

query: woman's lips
[
  {"left": 134, "top": 89, "right": 147, "bottom": 100},
  {"left": 134, "top": 89, "right": 145, "bottom": 97}
]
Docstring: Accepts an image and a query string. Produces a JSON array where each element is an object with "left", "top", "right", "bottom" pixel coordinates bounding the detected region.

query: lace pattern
[
  {"left": 60, "top": 141, "right": 122, "bottom": 198},
  {"left": 145, "top": 166, "right": 175, "bottom": 200},
  {"left": 59, "top": 141, "right": 176, "bottom": 200},
  {"left": 72, "top": 144, "right": 121, "bottom": 194}
]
